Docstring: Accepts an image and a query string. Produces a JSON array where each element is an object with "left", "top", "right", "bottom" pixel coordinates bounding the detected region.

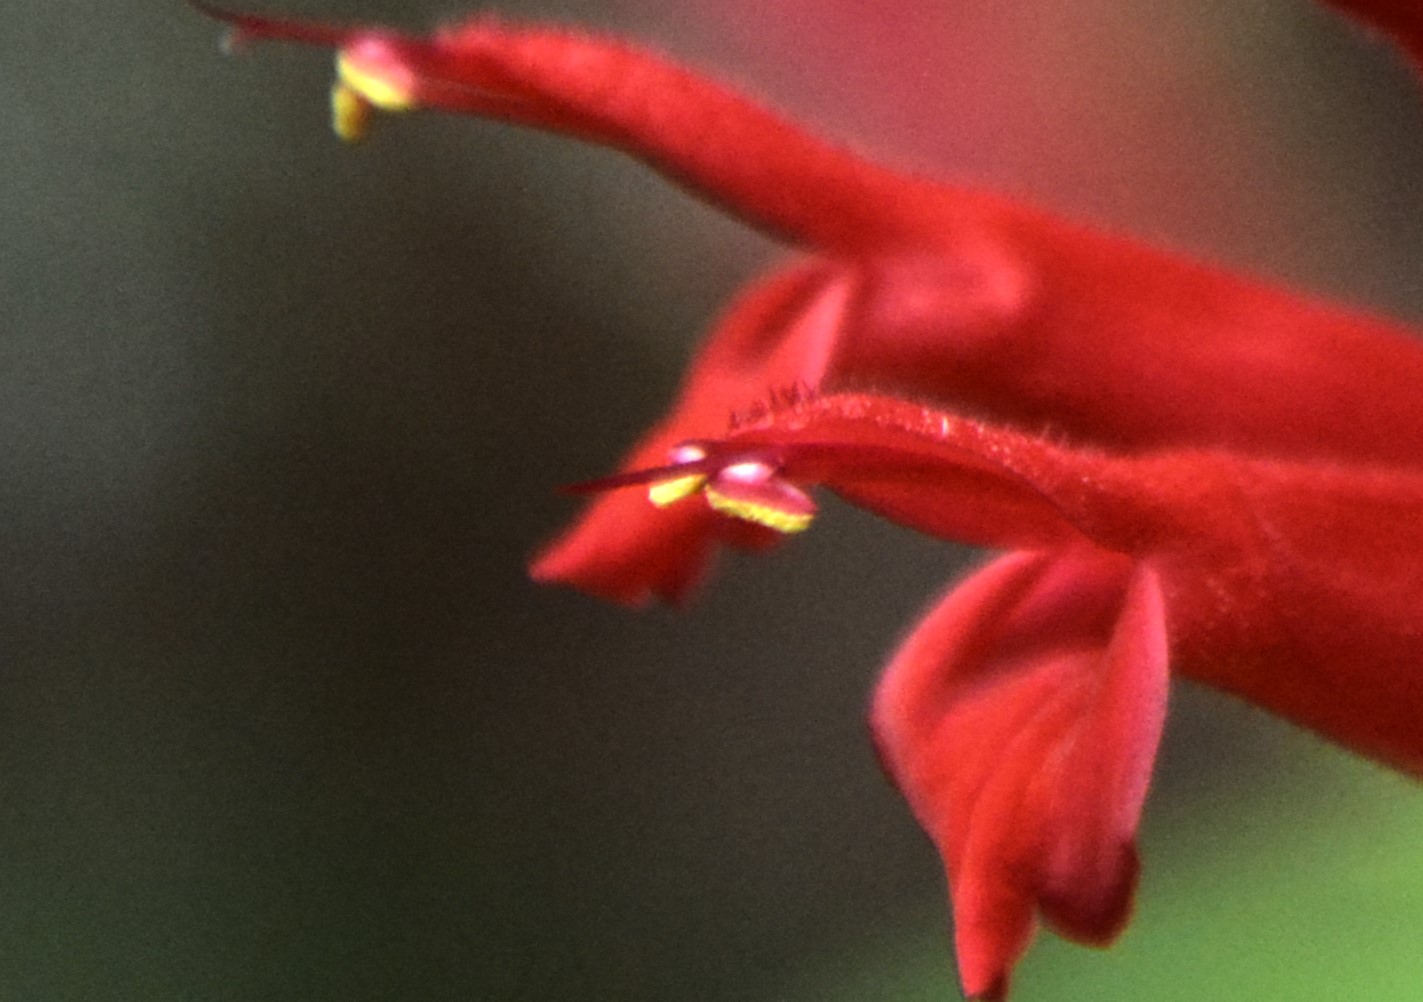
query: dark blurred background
[{"left": 3, "top": 1, "right": 1423, "bottom": 999}]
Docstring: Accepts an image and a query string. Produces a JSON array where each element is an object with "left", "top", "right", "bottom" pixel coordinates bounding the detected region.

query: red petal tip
[
  {"left": 187, "top": 1, "right": 355, "bottom": 50},
  {"left": 964, "top": 974, "right": 1008, "bottom": 1002}
]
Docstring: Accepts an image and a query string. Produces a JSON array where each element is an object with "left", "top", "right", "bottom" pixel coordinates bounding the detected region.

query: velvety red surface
[{"left": 196, "top": 2, "right": 1423, "bottom": 996}]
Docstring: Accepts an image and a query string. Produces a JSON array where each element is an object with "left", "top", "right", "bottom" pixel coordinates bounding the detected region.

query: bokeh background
[{"left": 4, "top": 1, "right": 1423, "bottom": 998}]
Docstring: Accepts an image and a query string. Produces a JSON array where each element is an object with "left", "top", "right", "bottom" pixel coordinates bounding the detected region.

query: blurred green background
[{"left": 3, "top": 1, "right": 1423, "bottom": 999}]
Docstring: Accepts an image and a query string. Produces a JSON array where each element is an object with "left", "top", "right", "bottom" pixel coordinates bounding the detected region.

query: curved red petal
[
  {"left": 532, "top": 262, "right": 849, "bottom": 602},
  {"left": 528, "top": 463, "right": 718, "bottom": 606},
  {"left": 735, "top": 390, "right": 1423, "bottom": 780},
  {"left": 1038, "top": 563, "right": 1167, "bottom": 940},
  {"left": 726, "top": 393, "right": 1104, "bottom": 550},
  {"left": 871, "top": 549, "right": 1168, "bottom": 998}
]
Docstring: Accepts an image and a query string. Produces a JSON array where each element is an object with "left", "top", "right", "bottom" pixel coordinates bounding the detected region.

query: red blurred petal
[
  {"left": 404, "top": 19, "right": 1423, "bottom": 466},
  {"left": 188, "top": 2, "right": 355, "bottom": 48},
  {"left": 871, "top": 549, "right": 1167, "bottom": 998},
  {"left": 1322, "top": 0, "right": 1423, "bottom": 69},
  {"left": 397, "top": 18, "right": 1423, "bottom": 467}
]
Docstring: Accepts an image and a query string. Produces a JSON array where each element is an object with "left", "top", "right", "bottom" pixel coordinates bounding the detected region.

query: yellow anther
[
  {"left": 330, "top": 82, "right": 373, "bottom": 142},
  {"left": 704, "top": 486, "right": 814, "bottom": 534},
  {"left": 336, "top": 52, "right": 417, "bottom": 111},
  {"left": 329, "top": 51, "right": 417, "bottom": 143},
  {"left": 648, "top": 474, "right": 708, "bottom": 508}
]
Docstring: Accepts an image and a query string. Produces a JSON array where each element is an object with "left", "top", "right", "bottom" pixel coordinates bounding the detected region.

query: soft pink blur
[{"left": 668, "top": 1, "right": 1416, "bottom": 309}]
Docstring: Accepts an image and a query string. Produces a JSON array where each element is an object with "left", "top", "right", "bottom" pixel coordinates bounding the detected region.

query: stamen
[
  {"left": 567, "top": 442, "right": 813, "bottom": 533},
  {"left": 704, "top": 461, "right": 815, "bottom": 534},
  {"left": 330, "top": 48, "right": 418, "bottom": 142},
  {"left": 648, "top": 444, "right": 709, "bottom": 508},
  {"left": 336, "top": 50, "right": 417, "bottom": 111},
  {"left": 331, "top": 82, "right": 374, "bottom": 142}
]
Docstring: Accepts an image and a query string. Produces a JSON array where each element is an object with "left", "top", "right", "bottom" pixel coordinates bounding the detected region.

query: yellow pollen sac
[
  {"left": 704, "top": 486, "right": 814, "bottom": 534},
  {"left": 330, "top": 51, "right": 417, "bottom": 142},
  {"left": 336, "top": 52, "right": 417, "bottom": 110},
  {"left": 330, "top": 83, "right": 374, "bottom": 142},
  {"left": 648, "top": 443, "right": 711, "bottom": 508},
  {"left": 648, "top": 473, "right": 708, "bottom": 508}
]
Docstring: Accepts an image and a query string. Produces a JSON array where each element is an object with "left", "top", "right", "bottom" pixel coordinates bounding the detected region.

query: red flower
[
  {"left": 575, "top": 388, "right": 1423, "bottom": 997},
  {"left": 196, "top": 4, "right": 1423, "bottom": 998}
]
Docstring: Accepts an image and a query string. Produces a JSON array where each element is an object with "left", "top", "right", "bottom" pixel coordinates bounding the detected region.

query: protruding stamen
[
  {"left": 329, "top": 47, "right": 418, "bottom": 142},
  {"left": 568, "top": 443, "right": 814, "bottom": 533},
  {"left": 336, "top": 50, "right": 417, "bottom": 111},
  {"left": 704, "top": 460, "right": 815, "bottom": 534},
  {"left": 331, "top": 82, "right": 374, "bottom": 142},
  {"left": 648, "top": 444, "right": 709, "bottom": 508}
]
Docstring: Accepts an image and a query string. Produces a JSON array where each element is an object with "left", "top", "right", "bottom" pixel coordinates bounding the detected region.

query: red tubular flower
[
  {"left": 196, "top": 4, "right": 1423, "bottom": 998},
  {"left": 195, "top": 2, "right": 1423, "bottom": 604},
  {"left": 580, "top": 389, "right": 1423, "bottom": 997}
]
